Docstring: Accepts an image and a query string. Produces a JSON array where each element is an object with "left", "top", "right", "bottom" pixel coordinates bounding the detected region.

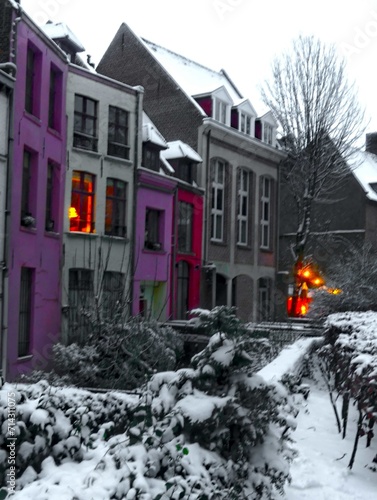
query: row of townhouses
[{"left": 0, "top": 0, "right": 285, "bottom": 381}]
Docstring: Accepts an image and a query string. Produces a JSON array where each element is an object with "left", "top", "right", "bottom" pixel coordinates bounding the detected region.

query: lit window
[
  {"left": 18, "top": 267, "right": 34, "bottom": 357},
  {"left": 69, "top": 171, "right": 96, "bottom": 233},
  {"left": 178, "top": 202, "right": 193, "bottom": 253},
  {"left": 108, "top": 106, "right": 129, "bottom": 159},
  {"left": 105, "top": 178, "right": 127, "bottom": 237},
  {"left": 237, "top": 169, "right": 249, "bottom": 245},
  {"left": 211, "top": 160, "right": 225, "bottom": 241},
  {"left": 260, "top": 177, "right": 271, "bottom": 249},
  {"left": 73, "top": 95, "right": 98, "bottom": 151},
  {"left": 145, "top": 209, "right": 163, "bottom": 251}
]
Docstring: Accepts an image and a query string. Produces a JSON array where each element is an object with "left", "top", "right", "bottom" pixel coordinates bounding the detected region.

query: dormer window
[
  {"left": 263, "top": 124, "right": 273, "bottom": 145},
  {"left": 214, "top": 99, "right": 228, "bottom": 124},
  {"left": 240, "top": 113, "right": 252, "bottom": 135}
]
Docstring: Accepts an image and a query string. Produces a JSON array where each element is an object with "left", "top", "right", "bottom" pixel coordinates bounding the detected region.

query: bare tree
[{"left": 261, "top": 35, "right": 366, "bottom": 310}]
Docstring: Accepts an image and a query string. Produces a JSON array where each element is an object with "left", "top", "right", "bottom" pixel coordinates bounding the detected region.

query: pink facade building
[{"left": 1, "top": 2, "right": 68, "bottom": 379}]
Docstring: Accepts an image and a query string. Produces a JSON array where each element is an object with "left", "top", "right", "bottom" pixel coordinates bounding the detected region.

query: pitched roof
[
  {"left": 348, "top": 149, "right": 377, "bottom": 202},
  {"left": 162, "top": 140, "right": 203, "bottom": 163},
  {"left": 41, "top": 22, "right": 85, "bottom": 53}
]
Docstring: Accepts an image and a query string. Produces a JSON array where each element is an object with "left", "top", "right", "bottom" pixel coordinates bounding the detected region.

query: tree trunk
[
  {"left": 342, "top": 391, "right": 350, "bottom": 439},
  {"left": 348, "top": 409, "right": 364, "bottom": 470}
]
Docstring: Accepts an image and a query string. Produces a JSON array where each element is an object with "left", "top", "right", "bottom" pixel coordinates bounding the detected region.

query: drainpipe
[
  {"left": 130, "top": 86, "right": 144, "bottom": 317},
  {"left": 0, "top": 69, "right": 16, "bottom": 381},
  {"left": 170, "top": 184, "right": 178, "bottom": 319}
]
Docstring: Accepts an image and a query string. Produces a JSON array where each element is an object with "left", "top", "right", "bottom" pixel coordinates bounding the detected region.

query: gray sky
[{"left": 20, "top": 0, "right": 377, "bottom": 135}]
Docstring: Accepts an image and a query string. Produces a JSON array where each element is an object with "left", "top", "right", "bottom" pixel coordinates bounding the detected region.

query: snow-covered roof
[
  {"left": 41, "top": 22, "right": 85, "bottom": 53},
  {"left": 142, "top": 39, "right": 243, "bottom": 105},
  {"left": 142, "top": 112, "right": 168, "bottom": 149},
  {"left": 347, "top": 149, "right": 377, "bottom": 202},
  {"left": 162, "top": 140, "right": 203, "bottom": 163}
]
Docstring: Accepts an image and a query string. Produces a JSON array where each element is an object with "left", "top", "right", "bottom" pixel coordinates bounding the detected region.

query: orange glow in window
[{"left": 69, "top": 206, "right": 78, "bottom": 219}]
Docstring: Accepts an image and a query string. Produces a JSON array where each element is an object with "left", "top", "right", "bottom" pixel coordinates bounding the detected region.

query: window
[
  {"left": 105, "top": 178, "right": 127, "bottom": 237},
  {"left": 21, "top": 150, "right": 36, "bottom": 227},
  {"left": 102, "top": 271, "right": 125, "bottom": 318},
  {"left": 18, "top": 267, "right": 33, "bottom": 357},
  {"left": 263, "top": 124, "right": 273, "bottom": 145},
  {"left": 237, "top": 169, "right": 249, "bottom": 245},
  {"left": 25, "top": 45, "right": 40, "bottom": 116},
  {"left": 258, "top": 277, "right": 272, "bottom": 321},
  {"left": 178, "top": 202, "right": 193, "bottom": 253},
  {"left": 176, "top": 160, "right": 195, "bottom": 184},
  {"left": 69, "top": 171, "right": 96, "bottom": 233},
  {"left": 45, "top": 161, "right": 59, "bottom": 232},
  {"left": 240, "top": 113, "right": 252, "bottom": 135},
  {"left": 214, "top": 99, "right": 227, "bottom": 124},
  {"left": 211, "top": 160, "right": 225, "bottom": 241},
  {"left": 261, "top": 177, "right": 271, "bottom": 249},
  {"left": 177, "top": 261, "right": 189, "bottom": 320},
  {"left": 68, "top": 268, "right": 94, "bottom": 343},
  {"left": 108, "top": 106, "right": 129, "bottom": 159},
  {"left": 73, "top": 95, "right": 98, "bottom": 151},
  {"left": 48, "top": 65, "right": 63, "bottom": 131},
  {"left": 143, "top": 145, "right": 160, "bottom": 171},
  {"left": 145, "top": 209, "right": 163, "bottom": 251}
]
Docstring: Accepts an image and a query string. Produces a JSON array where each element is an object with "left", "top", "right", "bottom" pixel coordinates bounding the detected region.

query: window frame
[
  {"left": 48, "top": 64, "right": 63, "bottom": 132},
  {"left": 214, "top": 99, "right": 228, "bottom": 124},
  {"left": 237, "top": 168, "right": 249, "bottom": 246},
  {"left": 211, "top": 160, "right": 225, "bottom": 242},
  {"left": 263, "top": 123, "right": 273, "bottom": 145},
  {"left": 178, "top": 201, "right": 193, "bottom": 253},
  {"left": 239, "top": 112, "right": 252, "bottom": 135},
  {"left": 260, "top": 176, "right": 271, "bottom": 249},
  {"left": 144, "top": 208, "right": 163, "bottom": 251},
  {"left": 69, "top": 170, "right": 96, "bottom": 233},
  {"left": 25, "top": 44, "right": 41, "bottom": 117},
  {"left": 107, "top": 105, "right": 130, "bottom": 160},
  {"left": 45, "top": 160, "right": 60, "bottom": 232},
  {"left": 105, "top": 178, "right": 127, "bottom": 237},
  {"left": 18, "top": 267, "right": 34, "bottom": 358},
  {"left": 21, "top": 149, "right": 37, "bottom": 228},
  {"left": 73, "top": 94, "right": 98, "bottom": 152}
]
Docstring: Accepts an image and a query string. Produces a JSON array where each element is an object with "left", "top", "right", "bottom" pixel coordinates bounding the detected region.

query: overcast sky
[{"left": 20, "top": 0, "right": 377, "bottom": 136}]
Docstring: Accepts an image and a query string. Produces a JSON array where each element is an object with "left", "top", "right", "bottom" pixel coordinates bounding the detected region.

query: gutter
[{"left": 129, "top": 85, "right": 144, "bottom": 316}]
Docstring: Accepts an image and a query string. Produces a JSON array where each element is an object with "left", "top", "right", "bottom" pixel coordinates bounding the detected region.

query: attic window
[
  {"left": 239, "top": 112, "right": 252, "bottom": 135},
  {"left": 263, "top": 124, "right": 273, "bottom": 145},
  {"left": 214, "top": 99, "right": 228, "bottom": 125}
]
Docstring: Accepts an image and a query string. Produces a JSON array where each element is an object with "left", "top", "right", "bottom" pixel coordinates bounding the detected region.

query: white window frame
[
  {"left": 239, "top": 112, "right": 251, "bottom": 135},
  {"left": 263, "top": 123, "right": 273, "bottom": 145},
  {"left": 214, "top": 99, "right": 228, "bottom": 124},
  {"left": 260, "top": 176, "right": 271, "bottom": 249},
  {"left": 211, "top": 160, "right": 225, "bottom": 242},
  {"left": 237, "top": 169, "right": 249, "bottom": 246}
]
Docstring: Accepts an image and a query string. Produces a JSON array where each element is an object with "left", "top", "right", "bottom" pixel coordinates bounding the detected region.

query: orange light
[
  {"left": 303, "top": 270, "right": 311, "bottom": 278},
  {"left": 69, "top": 207, "right": 78, "bottom": 219},
  {"left": 300, "top": 304, "right": 308, "bottom": 315}
]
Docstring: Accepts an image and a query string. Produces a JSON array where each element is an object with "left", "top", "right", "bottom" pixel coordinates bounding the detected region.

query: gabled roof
[
  {"left": 162, "top": 140, "right": 203, "bottom": 163},
  {"left": 347, "top": 150, "right": 377, "bottom": 202},
  {"left": 142, "top": 39, "right": 243, "bottom": 105}
]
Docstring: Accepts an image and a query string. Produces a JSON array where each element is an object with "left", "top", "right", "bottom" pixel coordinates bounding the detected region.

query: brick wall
[
  {"left": 96, "top": 23, "right": 203, "bottom": 150},
  {"left": 0, "top": 0, "right": 13, "bottom": 64}
]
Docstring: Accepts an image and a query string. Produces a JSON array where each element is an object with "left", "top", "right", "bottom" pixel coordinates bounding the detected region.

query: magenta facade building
[
  {"left": 2, "top": 4, "right": 68, "bottom": 379},
  {"left": 133, "top": 169, "right": 177, "bottom": 320}
]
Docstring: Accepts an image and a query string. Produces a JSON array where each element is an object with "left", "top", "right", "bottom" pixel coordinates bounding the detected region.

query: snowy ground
[{"left": 284, "top": 380, "right": 377, "bottom": 500}]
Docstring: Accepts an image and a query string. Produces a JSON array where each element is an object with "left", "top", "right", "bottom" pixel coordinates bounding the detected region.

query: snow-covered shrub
[
  {"left": 0, "top": 381, "right": 139, "bottom": 487},
  {"left": 319, "top": 311, "right": 377, "bottom": 468},
  {"left": 20, "top": 317, "right": 184, "bottom": 390}
]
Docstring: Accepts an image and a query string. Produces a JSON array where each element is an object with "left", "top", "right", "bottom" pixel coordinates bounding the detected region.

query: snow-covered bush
[
  {"left": 20, "top": 317, "right": 184, "bottom": 390},
  {"left": 319, "top": 311, "right": 377, "bottom": 469},
  {"left": 1, "top": 307, "right": 299, "bottom": 499}
]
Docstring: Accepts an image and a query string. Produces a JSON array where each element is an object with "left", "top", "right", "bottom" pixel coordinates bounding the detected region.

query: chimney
[{"left": 365, "top": 133, "right": 377, "bottom": 155}]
